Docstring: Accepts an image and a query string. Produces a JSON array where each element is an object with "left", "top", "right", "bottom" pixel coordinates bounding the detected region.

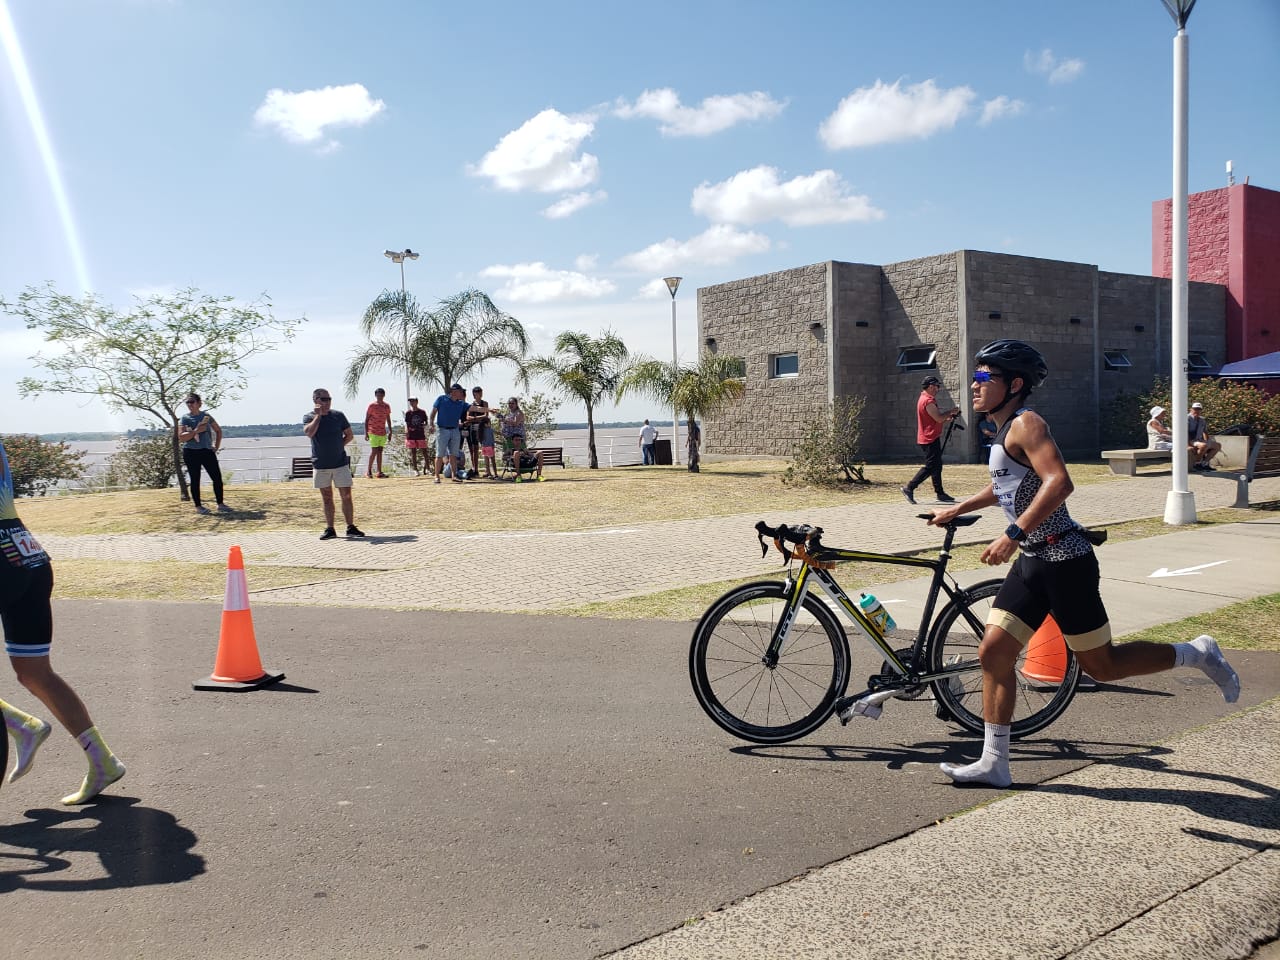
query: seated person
[
  {"left": 1187, "top": 402, "right": 1221, "bottom": 470},
  {"left": 506, "top": 433, "right": 544, "bottom": 482},
  {"left": 1146, "top": 405, "right": 1173, "bottom": 451}
]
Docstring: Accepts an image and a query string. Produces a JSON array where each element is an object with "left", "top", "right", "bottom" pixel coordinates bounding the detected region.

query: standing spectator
[
  {"left": 686, "top": 419, "right": 701, "bottom": 473},
  {"left": 977, "top": 413, "right": 998, "bottom": 463},
  {"left": 639, "top": 419, "right": 658, "bottom": 465},
  {"left": 177, "top": 392, "right": 230, "bottom": 514},
  {"left": 364, "top": 387, "right": 393, "bottom": 478},
  {"left": 464, "top": 386, "right": 492, "bottom": 477},
  {"left": 303, "top": 388, "right": 364, "bottom": 540},
  {"left": 1147, "top": 406, "right": 1173, "bottom": 451},
  {"left": 1187, "top": 402, "right": 1221, "bottom": 470},
  {"left": 404, "top": 397, "right": 430, "bottom": 476},
  {"left": 901, "top": 375, "right": 959, "bottom": 505},
  {"left": 0, "top": 436, "right": 126, "bottom": 804},
  {"left": 430, "top": 383, "right": 470, "bottom": 484}
]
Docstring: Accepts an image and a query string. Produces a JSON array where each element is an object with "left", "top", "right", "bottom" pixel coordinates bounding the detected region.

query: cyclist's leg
[{"left": 941, "top": 559, "right": 1046, "bottom": 787}]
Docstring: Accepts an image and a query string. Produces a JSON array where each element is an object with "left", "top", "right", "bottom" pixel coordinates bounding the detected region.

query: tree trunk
[
  {"left": 171, "top": 422, "right": 190, "bottom": 500},
  {"left": 586, "top": 405, "right": 598, "bottom": 469}
]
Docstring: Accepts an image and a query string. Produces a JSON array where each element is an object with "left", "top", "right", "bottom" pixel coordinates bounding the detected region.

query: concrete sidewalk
[
  {"left": 37, "top": 469, "right": 1280, "bottom": 612},
  {"left": 608, "top": 700, "right": 1280, "bottom": 960}
]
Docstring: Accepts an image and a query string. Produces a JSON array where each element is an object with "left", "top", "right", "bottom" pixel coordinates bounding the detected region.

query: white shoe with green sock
[
  {"left": 2, "top": 698, "right": 52, "bottom": 785},
  {"left": 61, "top": 725, "right": 126, "bottom": 805}
]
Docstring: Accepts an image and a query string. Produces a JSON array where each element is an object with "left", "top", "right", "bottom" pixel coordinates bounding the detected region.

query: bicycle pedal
[{"left": 837, "top": 689, "right": 893, "bottom": 723}]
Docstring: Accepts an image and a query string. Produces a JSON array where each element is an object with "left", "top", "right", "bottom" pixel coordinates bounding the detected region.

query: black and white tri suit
[{"left": 986, "top": 410, "right": 1111, "bottom": 651}]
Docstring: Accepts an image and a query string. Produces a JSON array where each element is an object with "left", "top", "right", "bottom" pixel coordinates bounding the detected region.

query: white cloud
[
  {"left": 819, "top": 79, "right": 975, "bottom": 150},
  {"left": 979, "top": 95, "right": 1027, "bottom": 126},
  {"left": 636, "top": 278, "right": 674, "bottom": 300},
  {"left": 615, "top": 225, "right": 771, "bottom": 274},
  {"left": 253, "top": 83, "right": 385, "bottom": 148},
  {"left": 614, "top": 88, "right": 786, "bottom": 137},
  {"left": 1024, "top": 49, "right": 1085, "bottom": 84},
  {"left": 471, "top": 109, "right": 599, "bottom": 193},
  {"left": 574, "top": 254, "right": 598, "bottom": 271},
  {"left": 691, "top": 165, "right": 884, "bottom": 227},
  {"left": 542, "top": 190, "right": 608, "bottom": 219},
  {"left": 479, "top": 262, "right": 617, "bottom": 304}
]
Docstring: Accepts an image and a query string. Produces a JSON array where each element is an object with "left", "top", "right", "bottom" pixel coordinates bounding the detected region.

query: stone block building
[{"left": 697, "top": 250, "right": 1226, "bottom": 462}]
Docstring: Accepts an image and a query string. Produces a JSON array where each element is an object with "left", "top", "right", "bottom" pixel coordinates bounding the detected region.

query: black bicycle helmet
[{"left": 974, "top": 339, "right": 1048, "bottom": 389}]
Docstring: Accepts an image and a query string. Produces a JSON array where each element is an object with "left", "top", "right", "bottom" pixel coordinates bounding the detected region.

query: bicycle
[{"left": 688, "top": 516, "right": 1081, "bottom": 745}]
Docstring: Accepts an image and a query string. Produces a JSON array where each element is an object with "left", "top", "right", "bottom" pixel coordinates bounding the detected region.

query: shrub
[
  {"left": 1, "top": 433, "right": 87, "bottom": 497},
  {"left": 1102, "top": 376, "right": 1280, "bottom": 448},
  {"left": 783, "top": 396, "right": 868, "bottom": 487},
  {"left": 103, "top": 433, "right": 176, "bottom": 489}
]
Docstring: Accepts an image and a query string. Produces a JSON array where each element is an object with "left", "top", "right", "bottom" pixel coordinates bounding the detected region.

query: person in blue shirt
[
  {"left": 429, "top": 383, "right": 471, "bottom": 484},
  {"left": 0, "top": 436, "right": 126, "bottom": 803},
  {"left": 302, "top": 387, "right": 365, "bottom": 540},
  {"left": 177, "top": 392, "right": 230, "bottom": 514}
]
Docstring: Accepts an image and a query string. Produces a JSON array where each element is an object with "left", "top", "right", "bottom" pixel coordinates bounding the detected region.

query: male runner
[
  {"left": 928, "top": 339, "right": 1239, "bottom": 788},
  {"left": 0, "top": 436, "right": 126, "bottom": 802}
]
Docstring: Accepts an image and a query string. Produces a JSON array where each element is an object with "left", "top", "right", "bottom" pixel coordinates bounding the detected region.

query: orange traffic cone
[
  {"left": 1020, "top": 614, "right": 1068, "bottom": 687},
  {"left": 193, "top": 546, "right": 284, "bottom": 692}
]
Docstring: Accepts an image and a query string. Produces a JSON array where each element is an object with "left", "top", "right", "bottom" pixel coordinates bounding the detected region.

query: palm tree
[
  {"left": 345, "top": 288, "right": 528, "bottom": 401},
  {"left": 528, "top": 330, "right": 628, "bottom": 469},
  {"left": 617, "top": 354, "right": 746, "bottom": 470}
]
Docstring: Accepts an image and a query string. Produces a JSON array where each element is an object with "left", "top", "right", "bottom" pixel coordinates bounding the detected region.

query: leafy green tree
[
  {"left": 616, "top": 354, "right": 746, "bottom": 464},
  {"left": 4, "top": 284, "right": 302, "bottom": 500},
  {"left": 103, "top": 434, "right": 176, "bottom": 490},
  {"left": 345, "top": 288, "right": 529, "bottom": 401},
  {"left": 529, "top": 331, "right": 627, "bottom": 469},
  {"left": 1102, "top": 376, "right": 1280, "bottom": 448},
  {"left": 0, "top": 434, "right": 86, "bottom": 497}
]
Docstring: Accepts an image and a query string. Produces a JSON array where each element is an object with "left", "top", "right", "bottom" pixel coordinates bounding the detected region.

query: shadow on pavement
[
  {"left": 362, "top": 534, "right": 418, "bottom": 544},
  {"left": 1036, "top": 755, "right": 1279, "bottom": 830},
  {"left": 0, "top": 797, "right": 205, "bottom": 892},
  {"left": 731, "top": 738, "right": 1175, "bottom": 768}
]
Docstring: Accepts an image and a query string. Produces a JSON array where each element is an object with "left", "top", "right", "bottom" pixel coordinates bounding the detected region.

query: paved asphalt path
[{"left": 2, "top": 600, "right": 1276, "bottom": 959}]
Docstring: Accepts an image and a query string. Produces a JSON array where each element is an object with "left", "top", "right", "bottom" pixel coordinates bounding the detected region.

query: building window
[
  {"left": 770, "top": 353, "right": 799, "bottom": 378},
  {"left": 1103, "top": 350, "right": 1132, "bottom": 371},
  {"left": 896, "top": 346, "right": 937, "bottom": 371},
  {"left": 1187, "top": 351, "right": 1212, "bottom": 372}
]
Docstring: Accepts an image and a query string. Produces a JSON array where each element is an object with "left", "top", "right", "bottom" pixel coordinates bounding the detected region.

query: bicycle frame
[{"left": 765, "top": 525, "right": 986, "bottom": 688}]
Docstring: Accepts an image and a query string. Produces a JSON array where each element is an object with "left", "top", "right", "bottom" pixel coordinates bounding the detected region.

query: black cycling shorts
[
  {"left": 1, "top": 562, "right": 54, "bottom": 657},
  {"left": 987, "top": 550, "right": 1111, "bottom": 651}
]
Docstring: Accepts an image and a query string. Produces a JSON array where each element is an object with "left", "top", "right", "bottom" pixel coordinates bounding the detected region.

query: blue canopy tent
[{"left": 1210, "top": 351, "right": 1280, "bottom": 380}]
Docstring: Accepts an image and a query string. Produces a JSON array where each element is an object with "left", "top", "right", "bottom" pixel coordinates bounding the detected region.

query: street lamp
[
  {"left": 664, "top": 276, "right": 682, "bottom": 466},
  {"left": 383, "top": 248, "right": 419, "bottom": 403},
  {"left": 1161, "top": 0, "right": 1197, "bottom": 525}
]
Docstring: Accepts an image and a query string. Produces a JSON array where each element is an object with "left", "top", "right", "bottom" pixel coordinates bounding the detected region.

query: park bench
[
  {"left": 1100, "top": 447, "right": 1172, "bottom": 476},
  {"left": 287, "top": 457, "right": 314, "bottom": 480},
  {"left": 1228, "top": 434, "right": 1279, "bottom": 507},
  {"left": 535, "top": 446, "right": 566, "bottom": 468}
]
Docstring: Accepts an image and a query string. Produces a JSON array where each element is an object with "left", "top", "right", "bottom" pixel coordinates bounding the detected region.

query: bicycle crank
[{"left": 875, "top": 648, "right": 930, "bottom": 700}]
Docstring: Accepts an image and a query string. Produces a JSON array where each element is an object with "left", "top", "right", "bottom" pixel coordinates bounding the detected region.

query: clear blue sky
[{"left": 2, "top": 0, "right": 1277, "bottom": 434}]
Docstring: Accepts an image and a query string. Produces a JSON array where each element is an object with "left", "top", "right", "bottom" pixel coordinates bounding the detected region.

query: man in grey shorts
[
  {"left": 302, "top": 388, "right": 365, "bottom": 540},
  {"left": 429, "top": 383, "right": 470, "bottom": 484}
]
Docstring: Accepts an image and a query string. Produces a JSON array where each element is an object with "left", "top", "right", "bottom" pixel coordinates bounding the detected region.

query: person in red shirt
[
  {"left": 901, "top": 375, "right": 960, "bottom": 505},
  {"left": 364, "top": 388, "right": 393, "bottom": 478}
]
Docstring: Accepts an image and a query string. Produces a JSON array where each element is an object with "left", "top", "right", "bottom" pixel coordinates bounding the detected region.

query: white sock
[
  {"left": 940, "top": 722, "right": 1012, "bottom": 787},
  {"left": 1175, "top": 635, "right": 1240, "bottom": 703}
]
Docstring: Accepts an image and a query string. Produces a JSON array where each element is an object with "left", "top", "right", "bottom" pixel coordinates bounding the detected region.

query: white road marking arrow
[{"left": 1149, "top": 560, "right": 1231, "bottom": 578}]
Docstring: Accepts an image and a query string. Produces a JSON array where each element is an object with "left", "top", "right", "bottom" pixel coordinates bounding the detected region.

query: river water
[{"left": 67, "top": 425, "right": 674, "bottom": 485}]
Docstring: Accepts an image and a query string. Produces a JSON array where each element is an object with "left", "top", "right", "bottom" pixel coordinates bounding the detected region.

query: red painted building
[{"left": 1153, "top": 182, "right": 1280, "bottom": 362}]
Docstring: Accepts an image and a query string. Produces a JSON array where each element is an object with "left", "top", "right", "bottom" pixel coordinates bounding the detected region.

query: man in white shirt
[{"left": 638, "top": 419, "right": 659, "bottom": 465}]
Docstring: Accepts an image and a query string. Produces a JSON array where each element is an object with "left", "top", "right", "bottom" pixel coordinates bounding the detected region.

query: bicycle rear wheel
[
  {"left": 927, "top": 579, "right": 1080, "bottom": 738},
  {"left": 690, "top": 581, "right": 850, "bottom": 745}
]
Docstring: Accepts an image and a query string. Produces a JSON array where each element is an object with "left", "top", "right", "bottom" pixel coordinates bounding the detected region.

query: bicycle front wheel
[
  {"left": 927, "top": 579, "right": 1080, "bottom": 738},
  {"left": 690, "top": 581, "right": 850, "bottom": 745}
]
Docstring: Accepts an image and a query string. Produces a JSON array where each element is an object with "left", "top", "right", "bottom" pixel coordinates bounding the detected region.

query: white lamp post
[
  {"left": 664, "top": 276, "right": 682, "bottom": 465},
  {"left": 1161, "top": 0, "right": 1197, "bottom": 524},
  {"left": 383, "top": 248, "right": 420, "bottom": 403}
]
